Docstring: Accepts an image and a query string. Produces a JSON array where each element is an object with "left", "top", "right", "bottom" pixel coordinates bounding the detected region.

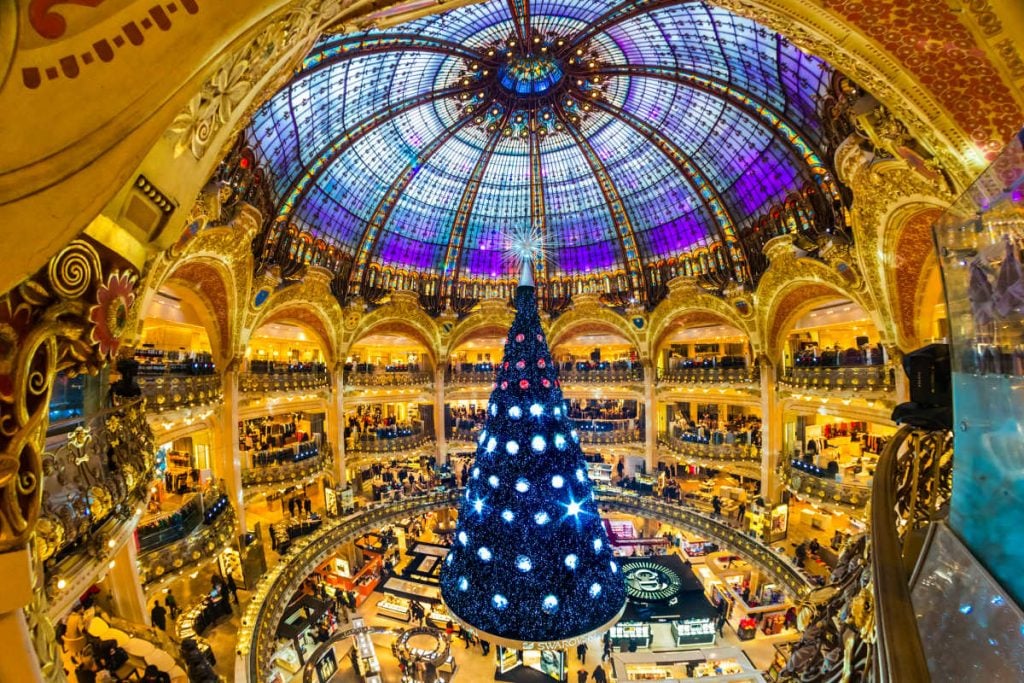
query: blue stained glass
[{"left": 245, "top": 0, "right": 833, "bottom": 278}]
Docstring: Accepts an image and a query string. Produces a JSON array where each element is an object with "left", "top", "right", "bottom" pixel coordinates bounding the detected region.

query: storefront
[
  {"left": 496, "top": 646, "right": 566, "bottom": 682},
  {"left": 270, "top": 595, "right": 331, "bottom": 677},
  {"left": 611, "top": 646, "right": 766, "bottom": 682}
]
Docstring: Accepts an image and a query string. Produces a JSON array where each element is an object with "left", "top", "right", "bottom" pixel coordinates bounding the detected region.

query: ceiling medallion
[{"left": 452, "top": 31, "right": 608, "bottom": 140}]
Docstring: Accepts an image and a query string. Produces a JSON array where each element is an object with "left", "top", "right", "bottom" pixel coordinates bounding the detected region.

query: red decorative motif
[
  {"left": 29, "top": 0, "right": 107, "bottom": 40},
  {"left": 825, "top": 0, "right": 1021, "bottom": 156},
  {"left": 88, "top": 271, "right": 136, "bottom": 358},
  {"left": 22, "top": 0, "right": 200, "bottom": 88}
]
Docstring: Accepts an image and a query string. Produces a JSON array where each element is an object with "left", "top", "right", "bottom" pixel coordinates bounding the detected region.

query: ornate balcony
[
  {"left": 780, "top": 363, "right": 894, "bottom": 394},
  {"left": 345, "top": 371, "right": 433, "bottom": 388},
  {"left": 658, "top": 366, "right": 759, "bottom": 385},
  {"left": 138, "top": 373, "right": 223, "bottom": 412},
  {"left": 242, "top": 442, "right": 333, "bottom": 488},
  {"left": 559, "top": 367, "right": 644, "bottom": 383},
  {"left": 348, "top": 431, "right": 433, "bottom": 454},
  {"left": 138, "top": 494, "right": 237, "bottom": 585},
  {"left": 38, "top": 399, "right": 157, "bottom": 566},
  {"left": 575, "top": 419, "right": 642, "bottom": 445},
  {"left": 446, "top": 369, "right": 496, "bottom": 386},
  {"left": 238, "top": 371, "right": 330, "bottom": 394},
  {"left": 658, "top": 433, "right": 761, "bottom": 463},
  {"left": 779, "top": 459, "right": 872, "bottom": 508}
]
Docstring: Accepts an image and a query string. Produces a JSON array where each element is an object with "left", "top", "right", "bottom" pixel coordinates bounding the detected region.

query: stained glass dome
[{"left": 246, "top": 0, "right": 835, "bottom": 298}]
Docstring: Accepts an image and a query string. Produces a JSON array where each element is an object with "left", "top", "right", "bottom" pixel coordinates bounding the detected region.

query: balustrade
[
  {"left": 238, "top": 372, "right": 330, "bottom": 393},
  {"left": 780, "top": 363, "right": 894, "bottom": 393},
  {"left": 559, "top": 367, "right": 644, "bottom": 383},
  {"left": 37, "top": 399, "right": 157, "bottom": 566},
  {"left": 779, "top": 459, "right": 872, "bottom": 508},
  {"left": 138, "top": 373, "right": 223, "bottom": 412},
  {"left": 138, "top": 499, "right": 237, "bottom": 585},
  {"left": 659, "top": 433, "right": 760, "bottom": 461},
  {"left": 345, "top": 371, "right": 433, "bottom": 387},
  {"left": 348, "top": 430, "right": 432, "bottom": 454},
  {"left": 658, "top": 366, "right": 759, "bottom": 385},
  {"left": 242, "top": 443, "right": 333, "bottom": 488}
]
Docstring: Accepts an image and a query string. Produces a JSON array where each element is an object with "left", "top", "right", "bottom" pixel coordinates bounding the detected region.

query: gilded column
[
  {"left": 329, "top": 364, "right": 347, "bottom": 486},
  {"left": 434, "top": 362, "right": 447, "bottom": 466},
  {"left": 759, "top": 358, "right": 782, "bottom": 503},
  {"left": 643, "top": 359, "right": 657, "bottom": 472},
  {"left": 218, "top": 359, "right": 246, "bottom": 535},
  {"left": 105, "top": 541, "right": 149, "bottom": 625}
]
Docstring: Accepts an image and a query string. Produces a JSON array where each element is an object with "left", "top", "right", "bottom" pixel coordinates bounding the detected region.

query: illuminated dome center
[{"left": 498, "top": 54, "right": 564, "bottom": 96}]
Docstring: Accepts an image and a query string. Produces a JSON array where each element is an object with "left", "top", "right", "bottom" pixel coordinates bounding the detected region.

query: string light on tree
[{"left": 440, "top": 245, "right": 625, "bottom": 645}]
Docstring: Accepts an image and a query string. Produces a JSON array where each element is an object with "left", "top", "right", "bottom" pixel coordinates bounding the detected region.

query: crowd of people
[
  {"left": 670, "top": 413, "right": 762, "bottom": 447},
  {"left": 346, "top": 406, "right": 420, "bottom": 444}
]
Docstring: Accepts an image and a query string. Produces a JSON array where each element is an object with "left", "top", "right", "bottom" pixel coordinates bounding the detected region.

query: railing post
[
  {"left": 218, "top": 358, "right": 247, "bottom": 535},
  {"left": 433, "top": 363, "right": 448, "bottom": 467},
  {"left": 759, "top": 357, "right": 782, "bottom": 503}
]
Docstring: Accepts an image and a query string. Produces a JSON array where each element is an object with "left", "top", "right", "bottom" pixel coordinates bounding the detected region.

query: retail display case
[{"left": 609, "top": 621, "right": 652, "bottom": 649}]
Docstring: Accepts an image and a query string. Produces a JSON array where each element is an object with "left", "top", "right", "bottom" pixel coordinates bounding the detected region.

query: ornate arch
[
  {"left": 648, "top": 278, "right": 757, "bottom": 357},
  {"left": 344, "top": 292, "right": 441, "bottom": 365},
  {"left": 446, "top": 315, "right": 515, "bottom": 358},
  {"left": 246, "top": 268, "right": 342, "bottom": 365},
  {"left": 547, "top": 297, "right": 642, "bottom": 355},
  {"left": 881, "top": 204, "right": 947, "bottom": 349}
]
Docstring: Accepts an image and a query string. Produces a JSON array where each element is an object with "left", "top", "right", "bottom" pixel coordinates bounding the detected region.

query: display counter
[
  {"left": 350, "top": 617, "right": 382, "bottom": 683},
  {"left": 588, "top": 461, "right": 613, "bottom": 484},
  {"left": 323, "top": 553, "right": 382, "bottom": 606},
  {"left": 274, "top": 595, "right": 330, "bottom": 669},
  {"left": 375, "top": 595, "right": 411, "bottom": 622},
  {"left": 681, "top": 538, "right": 716, "bottom": 564},
  {"left": 611, "top": 647, "right": 765, "bottom": 682},
  {"left": 672, "top": 618, "right": 716, "bottom": 647},
  {"left": 609, "top": 621, "right": 652, "bottom": 650}
]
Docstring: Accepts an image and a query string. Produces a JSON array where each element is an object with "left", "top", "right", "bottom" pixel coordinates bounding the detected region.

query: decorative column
[
  {"left": 886, "top": 345, "right": 909, "bottom": 404},
  {"left": 643, "top": 358, "right": 657, "bottom": 473},
  {"left": 434, "top": 361, "right": 447, "bottom": 467},
  {"left": 105, "top": 542, "right": 149, "bottom": 625},
  {"left": 759, "top": 357, "right": 782, "bottom": 503},
  {"left": 218, "top": 359, "right": 246, "bottom": 535},
  {"left": 0, "top": 549, "right": 43, "bottom": 682},
  {"left": 328, "top": 364, "right": 347, "bottom": 486}
]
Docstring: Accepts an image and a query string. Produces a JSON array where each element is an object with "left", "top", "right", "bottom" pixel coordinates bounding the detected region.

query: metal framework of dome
[{"left": 245, "top": 0, "right": 837, "bottom": 304}]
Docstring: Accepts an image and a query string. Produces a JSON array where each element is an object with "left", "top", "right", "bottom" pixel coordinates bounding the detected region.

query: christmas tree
[{"left": 440, "top": 256, "right": 626, "bottom": 645}]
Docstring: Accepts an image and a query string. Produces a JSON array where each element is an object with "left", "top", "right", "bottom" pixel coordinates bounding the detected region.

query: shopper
[
  {"left": 736, "top": 501, "right": 746, "bottom": 523},
  {"left": 165, "top": 590, "right": 179, "bottom": 619},
  {"left": 225, "top": 572, "right": 240, "bottom": 605},
  {"left": 711, "top": 495, "right": 722, "bottom": 518},
  {"left": 445, "top": 620, "right": 455, "bottom": 640},
  {"left": 602, "top": 639, "right": 613, "bottom": 662},
  {"left": 577, "top": 642, "right": 588, "bottom": 664},
  {"left": 479, "top": 638, "right": 490, "bottom": 655},
  {"left": 150, "top": 600, "right": 167, "bottom": 631},
  {"left": 592, "top": 664, "right": 608, "bottom": 683},
  {"left": 577, "top": 669, "right": 589, "bottom": 683}
]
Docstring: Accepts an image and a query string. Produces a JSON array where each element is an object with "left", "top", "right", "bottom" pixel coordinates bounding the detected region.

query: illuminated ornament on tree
[{"left": 440, "top": 254, "right": 625, "bottom": 646}]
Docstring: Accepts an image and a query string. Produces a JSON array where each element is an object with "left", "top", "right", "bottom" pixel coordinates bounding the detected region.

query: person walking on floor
[
  {"left": 479, "top": 638, "right": 490, "bottom": 656},
  {"left": 576, "top": 642, "right": 588, "bottom": 664},
  {"left": 602, "top": 638, "right": 613, "bottom": 662},
  {"left": 592, "top": 664, "right": 608, "bottom": 683},
  {"left": 165, "top": 590, "right": 179, "bottom": 619},
  {"left": 225, "top": 572, "right": 239, "bottom": 604},
  {"left": 150, "top": 600, "right": 167, "bottom": 631},
  {"left": 577, "top": 669, "right": 589, "bottom": 683},
  {"left": 736, "top": 501, "right": 746, "bottom": 524}
]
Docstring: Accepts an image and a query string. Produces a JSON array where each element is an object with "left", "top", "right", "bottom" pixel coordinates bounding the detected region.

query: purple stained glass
[{"left": 244, "top": 0, "right": 832, "bottom": 279}]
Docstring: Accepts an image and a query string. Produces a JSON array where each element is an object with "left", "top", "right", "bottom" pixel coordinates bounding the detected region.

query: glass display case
[
  {"left": 671, "top": 617, "right": 716, "bottom": 647},
  {"left": 935, "top": 128, "right": 1024, "bottom": 607},
  {"left": 375, "top": 595, "right": 411, "bottom": 622},
  {"left": 587, "top": 461, "right": 613, "bottom": 484},
  {"left": 609, "top": 621, "right": 652, "bottom": 649}
]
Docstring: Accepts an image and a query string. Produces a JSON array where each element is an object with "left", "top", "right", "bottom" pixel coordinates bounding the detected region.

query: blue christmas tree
[{"left": 440, "top": 256, "right": 626, "bottom": 644}]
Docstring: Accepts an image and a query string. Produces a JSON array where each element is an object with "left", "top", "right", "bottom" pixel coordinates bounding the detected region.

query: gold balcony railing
[
  {"left": 659, "top": 433, "right": 761, "bottom": 462},
  {"left": 238, "top": 372, "right": 330, "bottom": 393},
  {"left": 138, "top": 495, "right": 237, "bottom": 585},
  {"left": 780, "top": 363, "right": 894, "bottom": 393},
  {"left": 772, "top": 424, "right": 953, "bottom": 681},
  {"left": 658, "top": 366, "right": 759, "bottom": 385},
  {"left": 348, "top": 431, "right": 433, "bottom": 454},
  {"left": 345, "top": 371, "right": 433, "bottom": 387},
  {"left": 779, "top": 459, "right": 872, "bottom": 508},
  {"left": 559, "top": 367, "right": 644, "bottom": 383},
  {"left": 137, "top": 373, "right": 223, "bottom": 412},
  {"left": 242, "top": 442, "right": 333, "bottom": 488}
]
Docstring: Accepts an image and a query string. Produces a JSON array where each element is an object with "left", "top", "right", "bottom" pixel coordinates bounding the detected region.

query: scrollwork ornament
[{"left": 47, "top": 240, "right": 101, "bottom": 300}]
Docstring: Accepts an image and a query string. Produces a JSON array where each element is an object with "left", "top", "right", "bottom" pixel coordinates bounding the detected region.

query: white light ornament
[
  {"left": 534, "top": 511, "right": 551, "bottom": 525},
  {"left": 515, "top": 478, "right": 531, "bottom": 493},
  {"left": 458, "top": 532, "right": 468, "bottom": 546},
  {"left": 593, "top": 538, "right": 603, "bottom": 552},
  {"left": 516, "top": 556, "right": 533, "bottom": 572},
  {"left": 566, "top": 499, "right": 582, "bottom": 517},
  {"left": 492, "top": 594, "right": 509, "bottom": 610},
  {"left": 486, "top": 437, "right": 497, "bottom": 453},
  {"left": 501, "top": 509, "right": 515, "bottom": 522},
  {"left": 531, "top": 435, "right": 546, "bottom": 452},
  {"left": 472, "top": 467, "right": 480, "bottom": 479},
  {"left": 488, "top": 475, "right": 500, "bottom": 488},
  {"left": 506, "top": 440, "right": 520, "bottom": 455},
  {"left": 458, "top": 577, "right": 469, "bottom": 591},
  {"left": 508, "top": 405, "right": 522, "bottom": 420},
  {"left": 551, "top": 475, "right": 564, "bottom": 489},
  {"left": 530, "top": 403, "right": 544, "bottom": 417},
  {"left": 589, "top": 583, "right": 602, "bottom": 598},
  {"left": 554, "top": 434, "right": 567, "bottom": 450},
  {"left": 478, "top": 547, "right": 493, "bottom": 561},
  {"left": 542, "top": 595, "right": 559, "bottom": 614},
  {"left": 565, "top": 554, "right": 578, "bottom": 570},
  {"left": 478, "top": 430, "right": 487, "bottom": 444}
]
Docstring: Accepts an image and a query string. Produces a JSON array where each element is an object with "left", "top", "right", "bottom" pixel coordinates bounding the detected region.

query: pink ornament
[
  {"left": 541, "top": 378, "right": 551, "bottom": 388},
  {"left": 515, "top": 333, "right": 525, "bottom": 342},
  {"left": 516, "top": 360, "right": 526, "bottom": 369},
  {"left": 536, "top": 334, "right": 543, "bottom": 341},
  {"left": 501, "top": 381, "right": 508, "bottom": 390},
  {"left": 519, "top": 379, "right": 529, "bottom": 389},
  {"left": 503, "top": 361, "right": 509, "bottom": 369},
  {"left": 537, "top": 359, "right": 546, "bottom": 368}
]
